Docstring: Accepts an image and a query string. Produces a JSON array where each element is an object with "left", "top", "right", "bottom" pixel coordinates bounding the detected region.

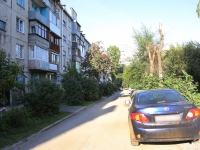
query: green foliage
[
  {"left": 0, "top": 49, "right": 23, "bottom": 105},
  {"left": 62, "top": 63, "right": 83, "bottom": 82},
  {"left": 80, "top": 78, "right": 99, "bottom": 101},
  {"left": 98, "top": 84, "right": 105, "bottom": 98},
  {"left": 62, "top": 77, "right": 83, "bottom": 105},
  {"left": 16, "top": 80, "right": 64, "bottom": 117},
  {"left": 81, "top": 42, "right": 112, "bottom": 80},
  {"left": 132, "top": 24, "right": 155, "bottom": 63},
  {"left": 197, "top": 0, "right": 200, "bottom": 18},
  {"left": 162, "top": 44, "right": 186, "bottom": 76},
  {"left": 0, "top": 108, "right": 31, "bottom": 131},
  {"left": 122, "top": 60, "right": 146, "bottom": 88},
  {"left": 100, "top": 82, "right": 117, "bottom": 96}
]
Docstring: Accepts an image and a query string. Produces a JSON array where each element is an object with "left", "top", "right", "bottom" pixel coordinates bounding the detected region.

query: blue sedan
[{"left": 126, "top": 89, "right": 200, "bottom": 146}]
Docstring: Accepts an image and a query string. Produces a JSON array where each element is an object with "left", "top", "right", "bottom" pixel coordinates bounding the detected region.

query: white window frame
[
  {"left": 17, "top": 0, "right": 25, "bottom": 8},
  {"left": 16, "top": 18, "right": 24, "bottom": 33},
  {"left": 51, "top": 52, "right": 59, "bottom": 64},
  {"left": 16, "top": 44, "right": 24, "bottom": 59}
]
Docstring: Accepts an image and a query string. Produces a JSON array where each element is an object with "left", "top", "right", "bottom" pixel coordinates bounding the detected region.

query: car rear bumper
[{"left": 132, "top": 123, "right": 200, "bottom": 142}]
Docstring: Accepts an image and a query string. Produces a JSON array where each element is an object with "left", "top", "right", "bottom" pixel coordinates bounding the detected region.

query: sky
[{"left": 61, "top": 0, "right": 200, "bottom": 54}]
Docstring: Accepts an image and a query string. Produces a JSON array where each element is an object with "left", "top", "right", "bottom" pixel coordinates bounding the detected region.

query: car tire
[{"left": 130, "top": 135, "right": 139, "bottom": 146}]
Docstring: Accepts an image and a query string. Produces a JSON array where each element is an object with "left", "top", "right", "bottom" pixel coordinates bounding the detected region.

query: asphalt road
[{"left": 6, "top": 91, "right": 200, "bottom": 150}]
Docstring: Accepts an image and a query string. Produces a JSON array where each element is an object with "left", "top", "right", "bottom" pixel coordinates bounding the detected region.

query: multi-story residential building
[
  {"left": 28, "top": 0, "right": 61, "bottom": 83},
  {"left": 70, "top": 8, "right": 82, "bottom": 72},
  {"left": 60, "top": 4, "right": 73, "bottom": 74},
  {"left": 0, "top": 0, "right": 90, "bottom": 105}
]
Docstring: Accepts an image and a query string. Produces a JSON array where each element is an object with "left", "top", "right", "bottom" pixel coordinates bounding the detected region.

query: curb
[{"left": 2, "top": 96, "right": 109, "bottom": 150}]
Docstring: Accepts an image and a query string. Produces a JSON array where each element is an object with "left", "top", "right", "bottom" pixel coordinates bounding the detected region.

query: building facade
[{"left": 0, "top": 0, "right": 90, "bottom": 105}]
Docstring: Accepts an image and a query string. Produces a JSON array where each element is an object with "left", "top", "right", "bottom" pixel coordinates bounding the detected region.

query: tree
[
  {"left": 106, "top": 45, "right": 121, "bottom": 75},
  {"left": 162, "top": 44, "right": 186, "bottom": 76},
  {"left": 197, "top": 1, "right": 200, "bottom": 18},
  {"left": 81, "top": 41, "right": 112, "bottom": 81},
  {"left": 157, "top": 23, "right": 164, "bottom": 80},
  {"left": 132, "top": 24, "right": 156, "bottom": 76},
  {"left": 0, "top": 49, "right": 23, "bottom": 105}
]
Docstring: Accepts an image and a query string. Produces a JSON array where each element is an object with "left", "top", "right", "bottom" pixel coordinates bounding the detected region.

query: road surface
[{"left": 5, "top": 91, "right": 200, "bottom": 150}]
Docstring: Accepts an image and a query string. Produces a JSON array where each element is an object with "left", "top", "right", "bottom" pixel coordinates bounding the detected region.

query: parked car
[
  {"left": 129, "top": 89, "right": 137, "bottom": 98},
  {"left": 125, "top": 89, "right": 200, "bottom": 146}
]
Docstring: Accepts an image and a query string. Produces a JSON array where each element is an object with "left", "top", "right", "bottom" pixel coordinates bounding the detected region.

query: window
[
  {"left": 51, "top": 52, "right": 59, "bottom": 64},
  {"left": 68, "top": 19, "right": 71, "bottom": 28},
  {"left": 16, "top": 18, "right": 24, "bottom": 33},
  {"left": 63, "top": 51, "right": 66, "bottom": 56},
  {"left": 50, "top": 12, "right": 57, "bottom": 25},
  {"left": 63, "top": 35, "right": 66, "bottom": 41},
  {"left": 68, "top": 34, "right": 71, "bottom": 41},
  {"left": 29, "top": 45, "right": 34, "bottom": 58},
  {"left": 68, "top": 48, "right": 71, "bottom": 56},
  {"left": 50, "top": 35, "right": 59, "bottom": 45},
  {"left": 30, "top": 22, "right": 47, "bottom": 39},
  {"left": 0, "top": 21, "right": 5, "bottom": 31},
  {"left": 17, "top": 0, "right": 25, "bottom": 8},
  {"left": 32, "top": 2, "right": 40, "bottom": 11},
  {"left": 63, "top": 20, "right": 66, "bottom": 26},
  {"left": 16, "top": 77, "right": 25, "bottom": 83},
  {"left": 16, "top": 44, "right": 24, "bottom": 58}
]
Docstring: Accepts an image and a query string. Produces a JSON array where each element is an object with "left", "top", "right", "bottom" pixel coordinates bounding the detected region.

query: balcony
[
  {"left": 29, "top": 10, "right": 49, "bottom": 28},
  {"left": 49, "top": 63, "right": 58, "bottom": 71},
  {"left": 72, "top": 56, "right": 81, "bottom": 62},
  {"left": 72, "top": 42, "right": 80, "bottom": 50},
  {"left": 50, "top": 22, "right": 60, "bottom": 37},
  {"left": 28, "top": 34, "right": 49, "bottom": 48},
  {"left": 28, "top": 60, "right": 58, "bottom": 72},
  {"left": 50, "top": 42, "right": 60, "bottom": 53}
]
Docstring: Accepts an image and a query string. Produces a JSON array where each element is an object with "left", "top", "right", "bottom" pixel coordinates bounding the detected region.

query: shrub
[
  {"left": 19, "top": 79, "right": 64, "bottom": 117},
  {"left": 62, "top": 77, "right": 83, "bottom": 105},
  {"left": 0, "top": 108, "right": 31, "bottom": 131},
  {"left": 98, "top": 83, "right": 105, "bottom": 98},
  {"left": 80, "top": 78, "right": 99, "bottom": 101}
]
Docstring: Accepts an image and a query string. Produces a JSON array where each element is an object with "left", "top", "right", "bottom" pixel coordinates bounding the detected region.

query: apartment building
[{"left": 0, "top": 0, "right": 90, "bottom": 105}]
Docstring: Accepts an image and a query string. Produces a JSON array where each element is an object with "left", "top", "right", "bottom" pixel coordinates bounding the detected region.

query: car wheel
[{"left": 130, "top": 135, "right": 139, "bottom": 146}]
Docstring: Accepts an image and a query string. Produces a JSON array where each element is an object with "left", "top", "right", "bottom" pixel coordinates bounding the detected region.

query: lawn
[{"left": 0, "top": 112, "right": 71, "bottom": 149}]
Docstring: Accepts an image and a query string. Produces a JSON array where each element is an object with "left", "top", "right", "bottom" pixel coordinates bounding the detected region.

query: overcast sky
[{"left": 61, "top": 0, "right": 200, "bottom": 54}]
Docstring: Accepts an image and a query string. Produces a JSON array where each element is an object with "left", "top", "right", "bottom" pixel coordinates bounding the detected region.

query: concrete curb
[{"left": 2, "top": 96, "right": 109, "bottom": 150}]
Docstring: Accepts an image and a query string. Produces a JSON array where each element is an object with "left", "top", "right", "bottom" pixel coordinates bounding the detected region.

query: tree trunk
[
  {"left": 146, "top": 45, "right": 156, "bottom": 77},
  {"left": 158, "top": 23, "right": 164, "bottom": 80}
]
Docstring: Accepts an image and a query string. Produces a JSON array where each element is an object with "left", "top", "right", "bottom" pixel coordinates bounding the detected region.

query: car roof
[{"left": 134, "top": 88, "right": 175, "bottom": 94}]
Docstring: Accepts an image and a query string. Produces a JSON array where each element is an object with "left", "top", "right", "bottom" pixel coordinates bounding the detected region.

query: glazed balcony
[{"left": 29, "top": 10, "right": 49, "bottom": 28}]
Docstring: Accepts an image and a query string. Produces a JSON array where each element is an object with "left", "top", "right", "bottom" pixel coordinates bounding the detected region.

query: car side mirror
[{"left": 124, "top": 100, "right": 131, "bottom": 107}]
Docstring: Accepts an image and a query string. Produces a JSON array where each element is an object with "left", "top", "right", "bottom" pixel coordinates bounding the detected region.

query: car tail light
[
  {"left": 130, "top": 113, "right": 149, "bottom": 122},
  {"left": 186, "top": 108, "right": 200, "bottom": 119}
]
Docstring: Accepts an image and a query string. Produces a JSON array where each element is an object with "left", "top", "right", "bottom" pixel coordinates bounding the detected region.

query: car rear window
[{"left": 136, "top": 90, "right": 187, "bottom": 105}]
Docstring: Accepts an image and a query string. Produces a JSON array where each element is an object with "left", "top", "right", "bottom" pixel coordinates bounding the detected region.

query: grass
[{"left": 0, "top": 112, "right": 71, "bottom": 149}]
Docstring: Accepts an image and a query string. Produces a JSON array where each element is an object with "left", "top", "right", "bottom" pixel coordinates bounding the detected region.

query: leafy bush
[
  {"left": 0, "top": 108, "right": 31, "bottom": 131},
  {"left": 80, "top": 78, "right": 99, "bottom": 101},
  {"left": 18, "top": 79, "right": 64, "bottom": 117},
  {"left": 62, "top": 77, "right": 83, "bottom": 105},
  {"left": 98, "top": 83, "right": 105, "bottom": 98}
]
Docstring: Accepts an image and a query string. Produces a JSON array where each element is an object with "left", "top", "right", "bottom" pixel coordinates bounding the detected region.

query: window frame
[
  {"left": 16, "top": 44, "right": 24, "bottom": 59},
  {"left": 0, "top": 20, "right": 6, "bottom": 31},
  {"left": 16, "top": 17, "right": 24, "bottom": 33},
  {"left": 17, "top": 0, "right": 25, "bottom": 8}
]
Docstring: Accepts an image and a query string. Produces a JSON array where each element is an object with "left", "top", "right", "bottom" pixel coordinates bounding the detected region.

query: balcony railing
[
  {"left": 29, "top": 10, "right": 49, "bottom": 28},
  {"left": 28, "top": 34, "right": 49, "bottom": 48},
  {"left": 28, "top": 60, "right": 58, "bottom": 72},
  {"left": 50, "top": 42, "right": 60, "bottom": 53},
  {"left": 72, "top": 56, "right": 81, "bottom": 62}
]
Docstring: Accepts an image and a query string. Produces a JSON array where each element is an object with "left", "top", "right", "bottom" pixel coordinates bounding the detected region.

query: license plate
[{"left": 155, "top": 113, "right": 183, "bottom": 123}]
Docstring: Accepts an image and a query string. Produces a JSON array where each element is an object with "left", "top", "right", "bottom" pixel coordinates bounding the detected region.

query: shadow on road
[{"left": 10, "top": 91, "right": 122, "bottom": 150}]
